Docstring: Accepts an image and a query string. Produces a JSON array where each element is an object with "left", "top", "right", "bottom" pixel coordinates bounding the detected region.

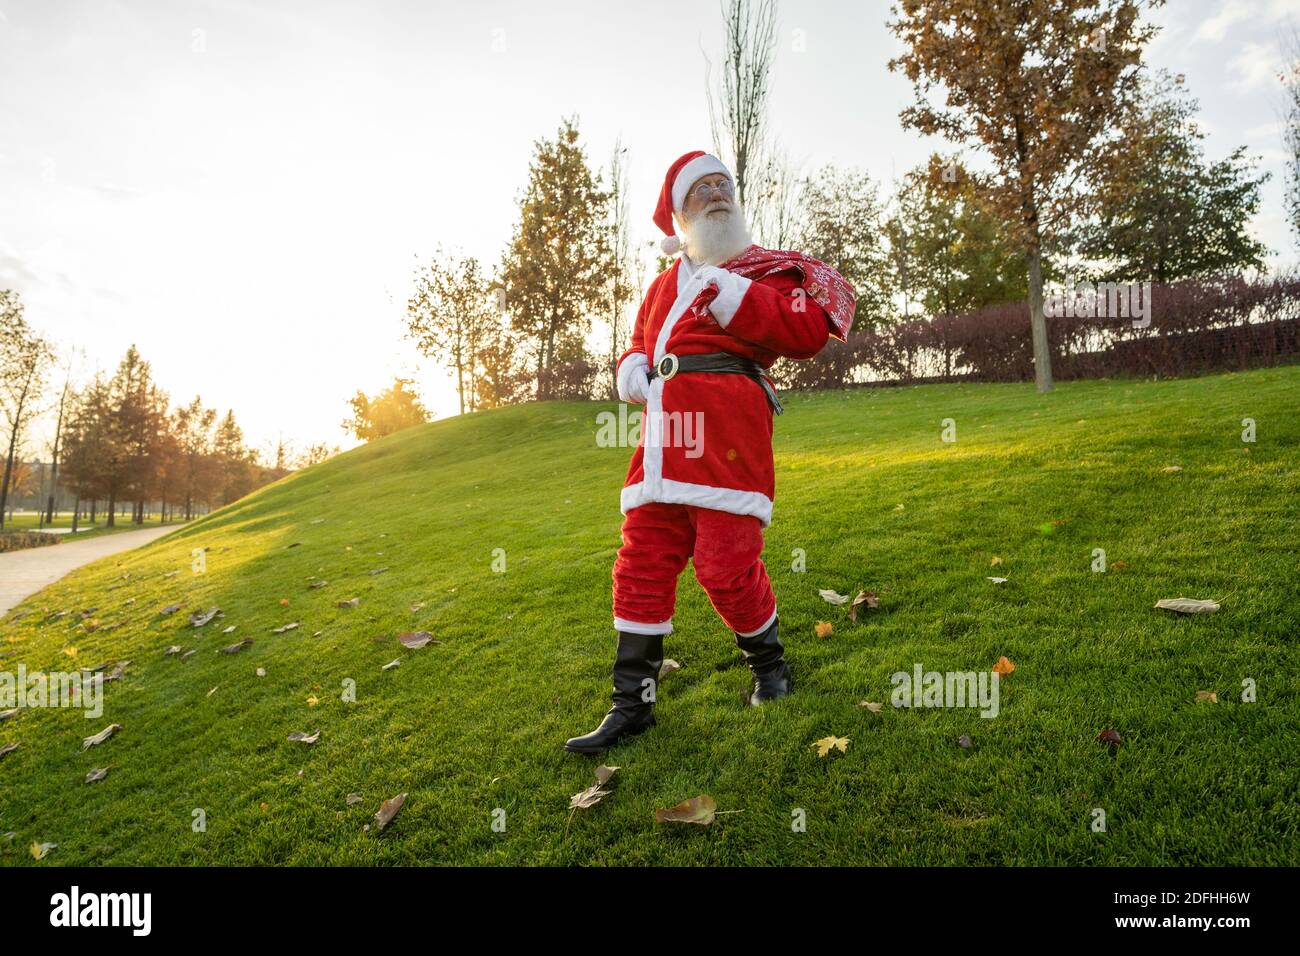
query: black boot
[
  {"left": 734, "top": 614, "right": 792, "bottom": 706},
  {"left": 564, "top": 631, "right": 663, "bottom": 754}
]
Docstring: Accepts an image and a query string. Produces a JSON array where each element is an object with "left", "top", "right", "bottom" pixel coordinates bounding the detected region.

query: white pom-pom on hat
[{"left": 661, "top": 235, "right": 681, "bottom": 256}]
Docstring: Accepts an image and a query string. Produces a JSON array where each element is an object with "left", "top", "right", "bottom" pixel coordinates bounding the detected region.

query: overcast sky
[{"left": 2, "top": 0, "right": 1297, "bottom": 458}]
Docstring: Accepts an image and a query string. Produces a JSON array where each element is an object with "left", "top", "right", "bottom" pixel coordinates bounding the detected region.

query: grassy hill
[{"left": 2, "top": 366, "right": 1298, "bottom": 866}]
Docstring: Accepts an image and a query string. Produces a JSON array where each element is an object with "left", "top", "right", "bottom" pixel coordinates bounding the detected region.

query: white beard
[{"left": 681, "top": 201, "right": 752, "bottom": 266}]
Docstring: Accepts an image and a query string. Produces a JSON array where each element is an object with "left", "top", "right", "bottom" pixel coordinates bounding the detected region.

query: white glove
[
  {"left": 692, "top": 265, "right": 750, "bottom": 327},
  {"left": 617, "top": 353, "right": 651, "bottom": 403}
]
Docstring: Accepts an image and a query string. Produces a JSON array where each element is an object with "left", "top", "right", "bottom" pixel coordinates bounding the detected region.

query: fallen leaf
[
  {"left": 857, "top": 701, "right": 883, "bottom": 713},
  {"left": 374, "top": 793, "right": 406, "bottom": 830},
  {"left": 160, "top": 604, "right": 181, "bottom": 615},
  {"left": 812, "top": 735, "right": 849, "bottom": 757},
  {"left": 189, "top": 607, "right": 220, "bottom": 627},
  {"left": 381, "top": 659, "right": 402, "bottom": 671},
  {"left": 399, "top": 631, "right": 436, "bottom": 649},
  {"left": 0, "top": 742, "right": 19, "bottom": 758},
  {"left": 287, "top": 729, "right": 321, "bottom": 744},
  {"left": 222, "top": 625, "right": 237, "bottom": 634},
  {"left": 1155, "top": 597, "right": 1219, "bottom": 614},
  {"left": 30, "top": 841, "right": 56, "bottom": 860},
  {"left": 336, "top": 598, "right": 360, "bottom": 609},
  {"left": 957, "top": 735, "right": 972, "bottom": 749},
  {"left": 849, "top": 590, "right": 879, "bottom": 622},
  {"left": 1195, "top": 690, "right": 1218, "bottom": 703},
  {"left": 1097, "top": 729, "right": 1123, "bottom": 747},
  {"left": 0, "top": 709, "right": 16, "bottom": 721},
  {"left": 256, "top": 667, "right": 267, "bottom": 678},
  {"left": 594, "top": 764, "right": 620, "bottom": 786},
  {"left": 368, "top": 568, "right": 389, "bottom": 576},
  {"left": 819, "top": 589, "right": 850, "bottom": 605},
  {"left": 654, "top": 794, "right": 717, "bottom": 825},
  {"left": 658, "top": 659, "right": 682, "bottom": 679},
  {"left": 272, "top": 622, "right": 300, "bottom": 634},
  {"left": 165, "top": 646, "right": 182, "bottom": 656},
  {"left": 989, "top": 556, "right": 1003, "bottom": 566},
  {"left": 1161, "top": 465, "right": 1183, "bottom": 473},
  {"left": 308, "top": 581, "right": 328, "bottom": 590},
  {"left": 1111, "top": 560, "right": 1128, "bottom": 570},
  {"left": 206, "top": 686, "right": 219, "bottom": 698},
  {"left": 992, "top": 656, "right": 1016, "bottom": 675},
  {"left": 82, "top": 724, "right": 122, "bottom": 749},
  {"left": 279, "top": 598, "right": 290, "bottom": 606},
  {"left": 814, "top": 620, "right": 833, "bottom": 638},
  {"left": 306, "top": 695, "right": 319, "bottom": 707},
  {"left": 85, "top": 767, "right": 110, "bottom": 783},
  {"left": 569, "top": 783, "right": 611, "bottom": 810},
  {"left": 345, "top": 793, "right": 364, "bottom": 806},
  {"left": 219, "top": 639, "right": 253, "bottom": 654},
  {"left": 987, "top": 576, "right": 1008, "bottom": 584}
]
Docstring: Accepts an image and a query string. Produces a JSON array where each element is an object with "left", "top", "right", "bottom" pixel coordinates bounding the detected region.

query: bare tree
[
  {"left": 606, "top": 137, "right": 635, "bottom": 397},
  {"left": 0, "top": 290, "right": 53, "bottom": 528},
  {"left": 705, "top": 0, "right": 778, "bottom": 213}
]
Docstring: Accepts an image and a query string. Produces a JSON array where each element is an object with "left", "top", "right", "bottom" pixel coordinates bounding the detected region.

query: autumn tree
[
  {"left": 889, "top": 0, "right": 1164, "bottom": 392},
  {"left": 0, "top": 290, "right": 53, "bottom": 528},
  {"left": 171, "top": 397, "right": 219, "bottom": 520},
  {"left": 604, "top": 138, "right": 636, "bottom": 399},
  {"left": 213, "top": 410, "right": 257, "bottom": 505},
  {"left": 1079, "top": 70, "right": 1270, "bottom": 282},
  {"left": 407, "top": 249, "right": 499, "bottom": 415},
  {"left": 500, "top": 116, "right": 610, "bottom": 400},
  {"left": 343, "top": 377, "right": 430, "bottom": 442}
]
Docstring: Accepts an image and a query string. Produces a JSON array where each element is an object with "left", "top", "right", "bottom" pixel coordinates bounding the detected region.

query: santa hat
[{"left": 654, "top": 151, "right": 732, "bottom": 255}]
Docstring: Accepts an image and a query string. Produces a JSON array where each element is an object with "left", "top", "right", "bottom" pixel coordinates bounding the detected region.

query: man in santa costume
[{"left": 564, "top": 150, "right": 856, "bottom": 754}]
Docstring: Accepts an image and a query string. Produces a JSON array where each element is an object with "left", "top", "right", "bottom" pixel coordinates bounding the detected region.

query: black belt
[{"left": 646, "top": 351, "right": 783, "bottom": 415}]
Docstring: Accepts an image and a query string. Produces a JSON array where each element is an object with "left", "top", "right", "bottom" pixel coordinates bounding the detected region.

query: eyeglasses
[{"left": 690, "top": 179, "right": 734, "bottom": 200}]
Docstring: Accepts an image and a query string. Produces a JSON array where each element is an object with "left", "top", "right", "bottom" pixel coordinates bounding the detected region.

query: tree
[
  {"left": 213, "top": 410, "right": 256, "bottom": 505},
  {"left": 706, "top": 0, "right": 778, "bottom": 211},
  {"left": 889, "top": 0, "right": 1164, "bottom": 392},
  {"left": 1282, "top": 27, "right": 1300, "bottom": 251},
  {"left": 500, "top": 116, "right": 610, "bottom": 400},
  {"left": 59, "top": 374, "right": 113, "bottom": 531},
  {"left": 1081, "top": 70, "right": 1270, "bottom": 282},
  {"left": 890, "top": 156, "right": 1030, "bottom": 320},
  {"left": 343, "top": 378, "right": 430, "bottom": 442},
  {"left": 407, "top": 249, "right": 499, "bottom": 415},
  {"left": 604, "top": 138, "right": 636, "bottom": 399},
  {"left": 44, "top": 352, "right": 78, "bottom": 524},
  {"left": 171, "top": 396, "right": 219, "bottom": 520},
  {"left": 0, "top": 290, "right": 53, "bottom": 528},
  {"left": 797, "top": 165, "right": 893, "bottom": 327}
]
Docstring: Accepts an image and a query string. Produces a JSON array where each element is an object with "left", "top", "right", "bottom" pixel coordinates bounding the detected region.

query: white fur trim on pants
[
  {"left": 613, "top": 616, "right": 673, "bottom": 635},
  {"left": 733, "top": 607, "right": 777, "bottom": 638}
]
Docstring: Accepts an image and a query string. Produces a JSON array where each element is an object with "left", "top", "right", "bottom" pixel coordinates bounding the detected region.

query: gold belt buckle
[{"left": 657, "top": 353, "right": 680, "bottom": 381}]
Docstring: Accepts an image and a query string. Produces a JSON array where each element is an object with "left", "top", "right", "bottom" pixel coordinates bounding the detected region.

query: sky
[{"left": 2, "top": 0, "right": 1299, "bottom": 460}]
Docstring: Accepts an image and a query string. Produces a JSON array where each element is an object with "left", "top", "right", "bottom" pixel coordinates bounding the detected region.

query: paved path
[{"left": 0, "top": 526, "right": 178, "bottom": 617}]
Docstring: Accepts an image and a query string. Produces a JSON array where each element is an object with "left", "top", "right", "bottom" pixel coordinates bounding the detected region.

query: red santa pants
[{"left": 612, "top": 501, "right": 777, "bottom": 636}]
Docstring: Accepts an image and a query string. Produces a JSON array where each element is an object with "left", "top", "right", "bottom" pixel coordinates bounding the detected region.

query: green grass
[{"left": 2, "top": 366, "right": 1298, "bottom": 865}]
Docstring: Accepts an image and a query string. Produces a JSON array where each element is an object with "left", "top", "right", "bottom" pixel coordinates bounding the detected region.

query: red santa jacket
[{"left": 615, "top": 244, "right": 854, "bottom": 527}]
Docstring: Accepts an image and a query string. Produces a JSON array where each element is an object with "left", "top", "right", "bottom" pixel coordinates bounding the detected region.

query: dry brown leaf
[
  {"left": 219, "top": 639, "right": 254, "bottom": 654},
  {"left": 658, "top": 659, "right": 682, "bottom": 679},
  {"left": 160, "top": 604, "right": 181, "bottom": 615},
  {"left": 381, "top": 659, "right": 402, "bottom": 671},
  {"left": 30, "top": 840, "right": 56, "bottom": 860},
  {"left": 818, "top": 589, "right": 850, "bottom": 605},
  {"left": 569, "top": 783, "right": 610, "bottom": 810},
  {"left": 308, "top": 580, "right": 328, "bottom": 590},
  {"left": 189, "top": 607, "right": 220, "bottom": 627},
  {"left": 0, "top": 742, "right": 19, "bottom": 758},
  {"left": 857, "top": 701, "right": 883, "bottom": 713},
  {"left": 85, "top": 767, "right": 110, "bottom": 783},
  {"left": 345, "top": 792, "right": 364, "bottom": 806},
  {"left": 374, "top": 792, "right": 406, "bottom": 830},
  {"left": 1195, "top": 690, "right": 1218, "bottom": 703},
  {"left": 849, "top": 590, "right": 878, "bottom": 622},
  {"left": 287, "top": 728, "right": 321, "bottom": 744},
  {"left": 594, "top": 764, "right": 620, "bottom": 786},
  {"left": 82, "top": 724, "right": 122, "bottom": 749},
  {"left": 336, "top": 598, "right": 360, "bottom": 609},
  {"left": 653, "top": 794, "right": 717, "bottom": 825},
  {"left": 399, "top": 631, "right": 437, "bottom": 649},
  {"left": 992, "top": 656, "right": 1016, "bottom": 675},
  {"left": 988, "top": 576, "right": 1008, "bottom": 584}
]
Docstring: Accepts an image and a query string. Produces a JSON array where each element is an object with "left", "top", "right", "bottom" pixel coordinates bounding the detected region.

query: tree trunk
[
  {"left": 1026, "top": 242, "right": 1054, "bottom": 393},
  {"left": 0, "top": 419, "right": 19, "bottom": 530}
]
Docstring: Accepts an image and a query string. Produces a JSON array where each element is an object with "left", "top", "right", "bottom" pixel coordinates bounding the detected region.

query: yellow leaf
[
  {"left": 993, "top": 656, "right": 1015, "bottom": 675},
  {"left": 653, "top": 794, "right": 717, "bottom": 825},
  {"left": 812, "top": 735, "right": 849, "bottom": 757},
  {"left": 1195, "top": 690, "right": 1218, "bottom": 703},
  {"left": 814, "top": 620, "right": 833, "bottom": 638},
  {"left": 306, "top": 695, "right": 319, "bottom": 707},
  {"left": 990, "top": 556, "right": 1002, "bottom": 566},
  {"left": 63, "top": 647, "right": 78, "bottom": 658}
]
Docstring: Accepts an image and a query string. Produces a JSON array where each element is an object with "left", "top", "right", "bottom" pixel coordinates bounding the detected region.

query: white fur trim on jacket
[
  {"left": 672, "top": 154, "right": 731, "bottom": 211},
  {"left": 621, "top": 478, "right": 774, "bottom": 528},
  {"left": 616, "top": 352, "right": 650, "bottom": 404},
  {"left": 695, "top": 266, "right": 752, "bottom": 328}
]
